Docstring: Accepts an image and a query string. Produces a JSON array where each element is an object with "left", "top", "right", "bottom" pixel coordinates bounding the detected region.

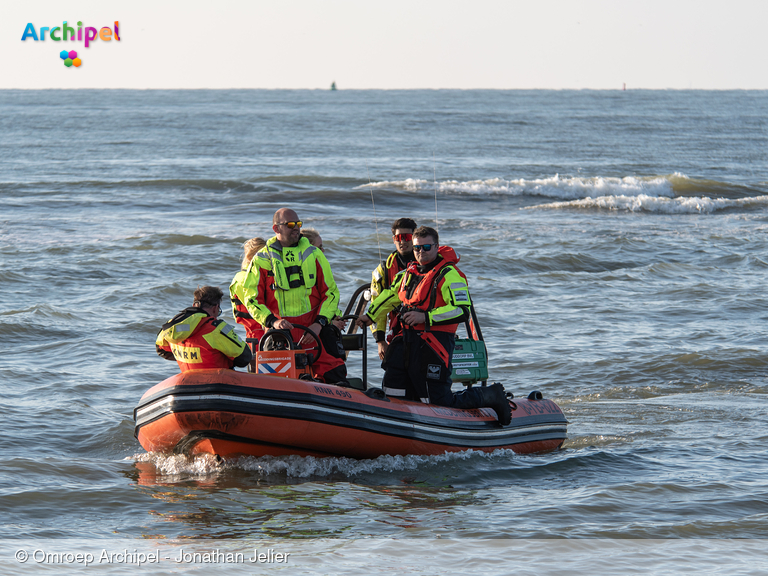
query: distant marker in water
[
  {"left": 623, "top": 83, "right": 626, "bottom": 91},
  {"left": 331, "top": 81, "right": 337, "bottom": 91}
]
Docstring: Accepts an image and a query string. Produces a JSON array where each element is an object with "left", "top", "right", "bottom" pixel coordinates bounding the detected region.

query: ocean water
[{"left": 1, "top": 89, "right": 768, "bottom": 574}]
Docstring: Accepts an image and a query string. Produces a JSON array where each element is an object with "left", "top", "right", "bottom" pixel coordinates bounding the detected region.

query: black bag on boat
[{"left": 319, "top": 324, "right": 346, "bottom": 359}]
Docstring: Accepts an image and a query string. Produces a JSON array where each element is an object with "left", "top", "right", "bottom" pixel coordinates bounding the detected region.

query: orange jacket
[
  {"left": 156, "top": 308, "right": 252, "bottom": 372},
  {"left": 366, "top": 246, "right": 471, "bottom": 335}
]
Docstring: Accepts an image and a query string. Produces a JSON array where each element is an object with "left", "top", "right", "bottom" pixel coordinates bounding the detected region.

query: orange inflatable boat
[
  {"left": 133, "top": 368, "right": 568, "bottom": 459},
  {"left": 136, "top": 297, "right": 567, "bottom": 459}
]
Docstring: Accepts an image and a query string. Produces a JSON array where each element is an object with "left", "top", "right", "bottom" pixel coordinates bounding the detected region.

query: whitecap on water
[
  {"left": 357, "top": 174, "right": 677, "bottom": 200},
  {"left": 530, "top": 194, "right": 768, "bottom": 214},
  {"left": 357, "top": 177, "right": 427, "bottom": 192}
]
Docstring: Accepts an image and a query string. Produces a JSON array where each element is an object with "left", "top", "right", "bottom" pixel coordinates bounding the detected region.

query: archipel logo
[{"left": 21, "top": 21, "right": 120, "bottom": 68}]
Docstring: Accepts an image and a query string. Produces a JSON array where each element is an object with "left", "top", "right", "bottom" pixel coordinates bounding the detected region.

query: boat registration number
[{"left": 314, "top": 384, "right": 352, "bottom": 399}]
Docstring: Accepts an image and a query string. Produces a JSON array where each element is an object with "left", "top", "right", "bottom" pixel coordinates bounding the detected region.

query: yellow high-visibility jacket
[{"left": 241, "top": 236, "right": 341, "bottom": 327}]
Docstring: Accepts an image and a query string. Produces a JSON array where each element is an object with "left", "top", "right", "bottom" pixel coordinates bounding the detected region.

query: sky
[{"left": 3, "top": 0, "right": 768, "bottom": 90}]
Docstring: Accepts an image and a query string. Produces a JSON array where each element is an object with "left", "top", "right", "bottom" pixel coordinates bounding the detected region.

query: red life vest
[
  {"left": 169, "top": 317, "right": 236, "bottom": 372},
  {"left": 397, "top": 246, "right": 466, "bottom": 334}
]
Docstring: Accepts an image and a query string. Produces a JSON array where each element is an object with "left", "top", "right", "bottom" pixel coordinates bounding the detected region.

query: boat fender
[
  {"left": 364, "top": 387, "right": 390, "bottom": 402},
  {"left": 528, "top": 390, "right": 543, "bottom": 401}
]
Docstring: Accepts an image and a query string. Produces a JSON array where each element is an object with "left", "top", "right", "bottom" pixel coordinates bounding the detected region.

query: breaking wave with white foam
[
  {"left": 134, "top": 449, "right": 516, "bottom": 480},
  {"left": 360, "top": 174, "right": 680, "bottom": 201},
  {"left": 530, "top": 194, "right": 768, "bottom": 214}
]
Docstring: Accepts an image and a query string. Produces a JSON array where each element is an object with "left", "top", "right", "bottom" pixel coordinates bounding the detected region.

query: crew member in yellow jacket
[
  {"left": 156, "top": 285, "right": 253, "bottom": 372},
  {"left": 369, "top": 217, "right": 417, "bottom": 360},
  {"left": 241, "top": 208, "right": 347, "bottom": 384}
]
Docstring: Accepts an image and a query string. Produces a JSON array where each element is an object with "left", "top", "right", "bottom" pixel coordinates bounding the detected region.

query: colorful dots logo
[{"left": 60, "top": 49, "right": 81, "bottom": 67}]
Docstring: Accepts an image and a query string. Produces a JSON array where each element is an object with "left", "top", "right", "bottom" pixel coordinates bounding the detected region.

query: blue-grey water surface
[{"left": 1, "top": 90, "right": 767, "bottom": 574}]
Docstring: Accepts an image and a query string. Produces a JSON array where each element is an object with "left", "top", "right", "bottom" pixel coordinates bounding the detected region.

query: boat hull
[{"left": 134, "top": 369, "right": 567, "bottom": 459}]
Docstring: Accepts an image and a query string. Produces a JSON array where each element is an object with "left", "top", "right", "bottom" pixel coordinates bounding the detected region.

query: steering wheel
[
  {"left": 258, "top": 328, "right": 293, "bottom": 351},
  {"left": 292, "top": 323, "right": 324, "bottom": 365},
  {"left": 259, "top": 324, "right": 323, "bottom": 365}
]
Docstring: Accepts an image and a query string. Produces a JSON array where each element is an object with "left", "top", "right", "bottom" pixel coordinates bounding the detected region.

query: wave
[
  {"left": 361, "top": 174, "right": 676, "bottom": 199},
  {"left": 530, "top": 194, "right": 768, "bottom": 214},
  {"left": 360, "top": 173, "right": 766, "bottom": 201},
  {"left": 2, "top": 173, "right": 764, "bottom": 201},
  {"left": 134, "top": 448, "right": 517, "bottom": 480},
  {"left": 0, "top": 175, "right": 363, "bottom": 194}
]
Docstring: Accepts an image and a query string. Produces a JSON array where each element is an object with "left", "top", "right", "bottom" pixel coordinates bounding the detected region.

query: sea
[{"left": 1, "top": 89, "right": 767, "bottom": 575}]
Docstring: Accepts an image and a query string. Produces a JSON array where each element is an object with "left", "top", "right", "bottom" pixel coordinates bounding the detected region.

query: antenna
[
  {"left": 367, "top": 162, "right": 383, "bottom": 265},
  {"left": 433, "top": 152, "right": 439, "bottom": 231}
]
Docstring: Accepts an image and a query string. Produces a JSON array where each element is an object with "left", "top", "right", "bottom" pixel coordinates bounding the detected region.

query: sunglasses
[
  {"left": 394, "top": 233, "right": 413, "bottom": 242},
  {"left": 413, "top": 244, "right": 434, "bottom": 252},
  {"left": 277, "top": 221, "right": 303, "bottom": 229}
]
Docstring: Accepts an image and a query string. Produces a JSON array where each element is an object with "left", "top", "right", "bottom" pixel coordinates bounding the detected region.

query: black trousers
[{"left": 381, "top": 329, "right": 484, "bottom": 409}]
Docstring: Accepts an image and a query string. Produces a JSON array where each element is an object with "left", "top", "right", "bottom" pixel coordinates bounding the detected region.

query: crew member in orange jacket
[
  {"left": 357, "top": 226, "right": 511, "bottom": 425},
  {"left": 156, "top": 285, "right": 253, "bottom": 372}
]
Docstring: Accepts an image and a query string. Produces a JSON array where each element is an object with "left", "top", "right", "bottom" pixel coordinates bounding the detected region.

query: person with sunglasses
[
  {"left": 369, "top": 218, "right": 418, "bottom": 360},
  {"left": 241, "top": 208, "right": 348, "bottom": 384},
  {"left": 357, "top": 226, "right": 511, "bottom": 425},
  {"left": 156, "top": 285, "right": 253, "bottom": 373}
]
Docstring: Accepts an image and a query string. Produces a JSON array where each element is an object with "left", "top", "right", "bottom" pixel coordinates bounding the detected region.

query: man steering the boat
[
  {"left": 356, "top": 226, "right": 511, "bottom": 425},
  {"left": 241, "top": 208, "right": 348, "bottom": 384},
  {"left": 369, "top": 218, "right": 417, "bottom": 360},
  {"left": 156, "top": 285, "right": 253, "bottom": 372}
]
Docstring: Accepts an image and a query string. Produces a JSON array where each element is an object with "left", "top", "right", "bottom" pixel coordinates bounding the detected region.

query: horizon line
[{"left": 2, "top": 87, "right": 768, "bottom": 91}]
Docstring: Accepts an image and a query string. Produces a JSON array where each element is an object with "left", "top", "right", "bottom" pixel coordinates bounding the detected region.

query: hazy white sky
[{"left": 4, "top": 0, "right": 767, "bottom": 89}]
